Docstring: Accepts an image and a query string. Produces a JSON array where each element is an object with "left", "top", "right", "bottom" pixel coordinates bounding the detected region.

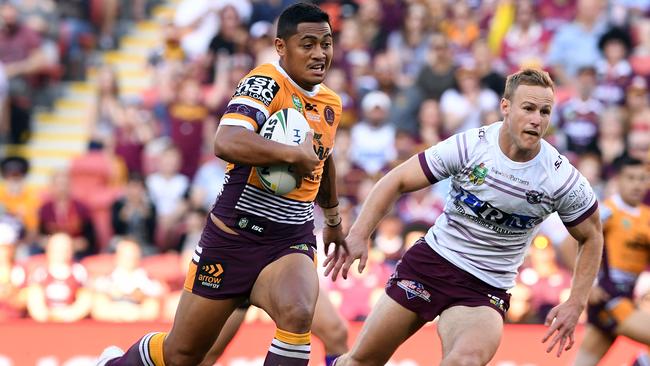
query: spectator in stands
[
  {"left": 472, "top": 38, "right": 506, "bottom": 96},
  {"left": 145, "top": 145, "right": 189, "bottom": 248},
  {"left": 349, "top": 91, "right": 396, "bottom": 177},
  {"left": 594, "top": 26, "right": 634, "bottom": 106},
  {"left": 547, "top": 0, "right": 607, "bottom": 85},
  {"left": 324, "top": 247, "right": 391, "bottom": 322},
  {"left": 248, "top": 20, "right": 276, "bottom": 66},
  {"left": 358, "top": 51, "right": 422, "bottom": 135},
  {"left": 113, "top": 98, "right": 155, "bottom": 176},
  {"left": 90, "top": 65, "right": 123, "bottom": 146},
  {"left": 161, "top": 246, "right": 193, "bottom": 322},
  {"left": 627, "top": 125, "right": 650, "bottom": 163},
  {"left": 519, "top": 236, "right": 572, "bottom": 322},
  {"left": 111, "top": 173, "right": 157, "bottom": 255},
  {"left": 0, "top": 61, "right": 7, "bottom": 137},
  {"left": 373, "top": 215, "right": 404, "bottom": 266},
  {"left": 90, "top": 238, "right": 162, "bottom": 322},
  {"left": 386, "top": 3, "right": 432, "bottom": 85},
  {"left": 415, "top": 33, "right": 457, "bottom": 101},
  {"left": 416, "top": 98, "right": 443, "bottom": 145},
  {"left": 395, "top": 186, "right": 445, "bottom": 227},
  {"left": 538, "top": 0, "right": 577, "bottom": 32},
  {"left": 625, "top": 74, "right": 650, "bottom": 114},
  {"left": 400, "top": 220, "right": 429, "bottom": 250},
  {"left": 506, "top": 283, "right": 537, "bottom": 324},
  {"left": 337, "top": 19, "right": 368, "bottom": 74},
  {"left": 324, "top": 67, "right": 357, "bottom": 128},
  {"left": 148, "top": 20, "right": 186, "bottom": 68},
  {"left": 189, "top": 157, "right": 227, "bottom": 212},
  {"left": 207, "top": 4, "right": 248, "bottom": 83},
  {"left": 95, "top": 0, "right": 119, "bottom": 49},
  {"left": 633, "top": 19, "right": 650, "bottom": 57},
  {"left": 52, "top": 0, "right": 93, "bottom": 79},
  {"left": 440, "top": 1, "right": 480, "bottom": 59},
  {"left": 205, "top": 53, "right": 253, "bottom": 116},
  {"left": 0, "top": 2, "right": 46, "bottom": 144},
  {"left": 26, "top": 233, "right": 92, "bottom": 322},
  {"left": 598, "top": 107, "right": 627, "bottom": 176},
  {"left": 38, "top": 169, "right": 97, "bottom": 260},
  {"left": 554, "top": 65, "right": 604, "bottom": 155},
  {"left": 626, "top": 76, "right": 650, "bottom": 143},
  {"left": 0, "top": 222, "right": 26, "bottom": 320},
  {"left": 580, "top": 153, "right": 607, "bottom": 198},
  {"left": 0, "top": 156, "right": 40, "bottom": 247},
  {"left": 355, "top": 0, "right": 387, "bottom": 54},
  {"left": 440, "top": 60, "right": 500, "bottom": 134},
  {"left": 500, "top": 0, "right": 552, "bottom": 74},
  {"left": 174, "top": 207, "right": 207, "bottom": 253},
  {"left": 173, "top": 0, "right": 220, "bottom": 60},
  {"left": 168, "top": 77, "right": 213, "bottom": 179},
  {"left": 18, "top": 0, "right": 60, "bottom": 86}
]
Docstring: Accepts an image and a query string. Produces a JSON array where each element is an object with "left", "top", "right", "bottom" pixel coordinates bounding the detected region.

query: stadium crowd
[{"left": 1, "top": 0, "right": 650, "bottom": 328}]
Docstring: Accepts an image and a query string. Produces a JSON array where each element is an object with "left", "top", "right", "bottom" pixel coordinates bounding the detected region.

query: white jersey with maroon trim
[{"left": 418, "top": 122, "right": 597, "bottom": 289}]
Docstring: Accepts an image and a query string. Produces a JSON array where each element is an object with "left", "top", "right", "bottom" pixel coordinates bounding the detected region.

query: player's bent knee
[
  {"left": 442, "top": 349, "right": 491, "bottom": 366},
  {"left": 274, "top": 302, "right": 315, "bottom": 332}
]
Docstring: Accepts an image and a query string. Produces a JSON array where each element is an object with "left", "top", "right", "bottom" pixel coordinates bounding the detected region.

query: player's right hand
[
  {"left": 323, "top": 229, "right": 369, "bottom": 281},
  {"left": 292, "top": 130, "right": 319, "bottom": 184}
]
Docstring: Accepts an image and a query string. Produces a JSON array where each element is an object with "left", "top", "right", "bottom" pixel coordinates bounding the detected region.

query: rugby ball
[{"left": 256, "top": 108, "right": 311, "bottom": 195}]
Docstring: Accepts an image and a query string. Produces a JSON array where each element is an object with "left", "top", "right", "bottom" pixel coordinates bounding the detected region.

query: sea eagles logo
[
  {"left": 468, "top": 163, "right": 488, "bottom": 185},
  {"left": 525, "top": 190, "right": 544, "bottom": 204}
]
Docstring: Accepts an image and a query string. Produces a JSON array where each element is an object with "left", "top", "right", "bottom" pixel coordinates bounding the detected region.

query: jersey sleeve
[
  {"left": 417, "top": 133, "right": 465, "bottom": 184},
  {"left": 220, "top": 72, "right": 283, "bottom": 132},
  {"left": 553, "top": 165, "right": 598, "bottom": 227}
]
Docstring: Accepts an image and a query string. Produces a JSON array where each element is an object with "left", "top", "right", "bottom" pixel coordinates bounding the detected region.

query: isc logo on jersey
[
  {"left": 256, "top": 108, "right": 311, "bottom": 195},
  {"left": 234, "top": 75, "right": 280, "bottom": 106}
]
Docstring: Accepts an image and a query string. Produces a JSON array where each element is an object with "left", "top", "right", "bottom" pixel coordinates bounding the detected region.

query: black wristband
[{"left": 325, "top": 217, "right": 342, "bottom": 227}]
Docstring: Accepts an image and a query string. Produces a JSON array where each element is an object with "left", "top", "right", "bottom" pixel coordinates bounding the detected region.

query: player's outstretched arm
[
  {"left": 214, "top": 125, "right": 319, "bottom": 178},
  {"left": 542, "top": 209, "right": 603, "bottom": 357},
  {"left": 324, "top": 154, "right": 432, "bottom": 280}
]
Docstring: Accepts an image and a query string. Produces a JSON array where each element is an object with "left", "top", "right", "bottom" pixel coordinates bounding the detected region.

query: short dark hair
[
  {"left": 276, "top": 2, "right": 330, "bottom": 40},
  {"left": 503, "top": 68, "right": 555, "bottom": 100},
  {"left": 613, "top": 154, "right": 645, "bottom": 175}
]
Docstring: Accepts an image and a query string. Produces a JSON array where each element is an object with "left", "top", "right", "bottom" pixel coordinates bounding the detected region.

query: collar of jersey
[
  {"left": 272, "top": 62, "right": 321, "bottom": 98},
  {"left": 493, "top": 121, "right": 544, "bottom": 169},
  {"left": 612, "top": 194, "right": 641, "bottom": 216}
]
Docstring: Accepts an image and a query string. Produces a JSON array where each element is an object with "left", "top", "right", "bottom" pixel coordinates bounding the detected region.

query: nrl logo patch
[
  {"left": 237, "top": 217, "right": 249, "bottom": 229},
  {"left": 525, "top": 190, "right": 544, "bottom": 204},
  {"left": 468, "top": 163, "right": 488, "bottom": 185},
  {"left": 292, "top": 94, "right": 303, "bottom": 113}
]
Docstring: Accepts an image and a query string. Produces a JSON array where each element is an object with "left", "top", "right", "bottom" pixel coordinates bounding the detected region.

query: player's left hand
[
  {"left": 322, "top": 222, "right": 347, "bottom": 260},
  {"left": 541, "top": 298, "right": 585, "bottom": 357}
]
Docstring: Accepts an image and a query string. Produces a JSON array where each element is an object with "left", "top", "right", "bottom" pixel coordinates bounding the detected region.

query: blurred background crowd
[{"left": 1, "top": 0, "right": 650, "bottom": 327}]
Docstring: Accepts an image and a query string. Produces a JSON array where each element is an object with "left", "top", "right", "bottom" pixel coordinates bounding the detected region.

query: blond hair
[{"left": 503, "top": 68, "right": 555, "bottom": 100}]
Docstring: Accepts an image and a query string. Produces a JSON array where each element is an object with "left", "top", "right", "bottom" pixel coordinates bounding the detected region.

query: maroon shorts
[
  {"left": 184, "top": 217, "right": 316, "bottom": 300},
  {"left": 386, "top": 239, "right": 511, "bottom": 321}
]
